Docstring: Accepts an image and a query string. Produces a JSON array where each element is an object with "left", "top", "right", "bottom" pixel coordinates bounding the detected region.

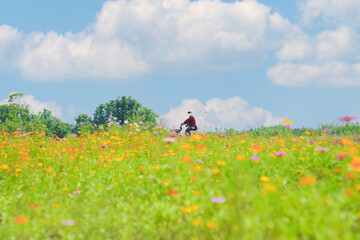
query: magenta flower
[
  {"left": 80, "top": 121, "right": 84, "bottom": 125},
  {"left": 323, "top": 128, "right": 329, "bottom": 133},
  {"left": 196, "top": 159, "right": 204, "bottom": 163},
  {"left": 72, "top": 190, "right": 81, "bottom": 194},
  {"left": 211, "top": 197, "right": 226, "bottom": 204},
  {"left": 251, "top": 156, "right": 260, "bottom": 161},
  {"left": 61, "top": 220, "right": 75, "bottom": 226},
  {"left": 335, "top": 153, "right": 346, "bottom": 160},
  {"left": 316, "top": 147, "right": 329, "bottom": 152},
  {"left": 309, "top": 140, "right": 315, "bottom": 144},
  {"left": 149, "top": 175, "right": 155, "bottom": 179},
  {"left": 274, "top": 152, "right": 286, "bottom": 157},
  {"left": 339, "top": 116, "right": 357, "bottom": 123},
  {"left": 71, "top": 133, "right": 76, "bottom": 137}
]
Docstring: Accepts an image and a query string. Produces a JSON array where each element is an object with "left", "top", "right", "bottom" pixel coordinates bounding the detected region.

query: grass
[{"left": 0, "top": 124, "right": 359, "bottom": 239}]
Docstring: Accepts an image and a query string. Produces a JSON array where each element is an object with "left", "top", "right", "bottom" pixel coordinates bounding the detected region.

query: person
[{"left": 181, "top": 111, "right": 197, "bottom": 135}]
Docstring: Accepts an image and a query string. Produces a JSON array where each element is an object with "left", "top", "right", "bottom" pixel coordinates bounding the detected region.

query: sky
[{"left": 0, "top": 0, "right": 359, "bottom": 130}]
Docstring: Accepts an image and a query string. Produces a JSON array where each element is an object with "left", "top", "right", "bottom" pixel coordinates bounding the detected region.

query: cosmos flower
[
  {"left": 274, "top": 152, "right": 286, "bottom": 157},
  {"left": 72, "top": 190, "right": 81, "bottom": 194},
  {"left": 316, "top": 147, "right": 329, "bottom": 152},
  {"left": 211, "top": 197, "right": 226, "bottom": 203},
  {"left": 61, "top": 220, "right": 75, "bottom": 226},
  {"left": 339, "top": 116, "right": 357, "bottom": 123},
  {"left": 163, "top": 138, "right": 175, "bottom": 143},
  {"left": 251, "top": 156, "right": 260, "bottom": 161}
]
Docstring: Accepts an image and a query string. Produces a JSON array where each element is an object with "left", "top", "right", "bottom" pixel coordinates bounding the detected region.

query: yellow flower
[
  {"left": 263, "top": 183, "right": 277, "bottom": 192},
  {"left": 282, "top": 119, "right": 292, "bottom": 126},
  {"left": 216, "top": 161, "right": 226, "bottom": 166},
  {"left": 211, "top": 169, "right": 219, "bottom": 174},
  {"left": 192, "top": 219, "right": 203, "bottom": 226},
  {"left": 236, "top": 155, "right": 247, "bottom": 161},
  {"left": 1, "top": 164, "right": 8, "bottom": 170},
  {"left": 260, "top": 176, "right": 270, "bottom": 182},
  {"left": 190, "top": 134, "right": 202, "bottom": 141}
]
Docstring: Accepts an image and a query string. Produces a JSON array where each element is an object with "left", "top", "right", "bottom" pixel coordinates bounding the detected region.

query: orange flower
[
  {"left": 299, "top": 177, "right": 316, "bottom": 185},
  {"left": 351, "top": 157, "right": 360, "bottom": 171},
  {"left": 211, "top": 169, "right": 219, "bottom": 174},
  {"left": 250, "top": 145, "right": 262, "bottom": 152},
  {"left": 168, "top": 190, "right": 178, "bottom": 195},
  {"left": 13, "top": 216, "right": 29, "bottom": 225},
  {"left": 183, "top": 157, "right": 192, "bottom": 163},
  {"left": 29, "top": 203, "right": 38, "bottom": 209},
  {"left": 345, "top": 190, "right": 354, "bottom": 197},
  {"left": 206, "top": 221, "right": 218, "bottom": 228},
  {"left": 138, "top": 166, "right": 143, "bottom": 171},
  {"left": 346, "top": 172, "right": 356, "bottom": 180}
]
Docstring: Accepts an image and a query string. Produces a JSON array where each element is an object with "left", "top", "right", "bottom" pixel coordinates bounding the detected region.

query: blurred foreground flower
[
  {"left": 163, "top": 138, "right": 175, "bottom": 143},
  {"left": 299, "top": 177, "right": 316, "bottom": 185},
  {"left": 274, "top": 152, "right": 286, "bottom": 157},
  {"left": 13, "top": 216, "right": 29, "bottom": 225},
  {"left": 61, "top": 220, "right": 75, "bottom": 226},
  {"left": 339, "top": 116, "right": 357, "bottom": 123},
  {"left": 316, "top": 147, "right": 329, "bottom": 152},
  {"left": 211, "top": 197, "right": 226, "bottom": 204}
]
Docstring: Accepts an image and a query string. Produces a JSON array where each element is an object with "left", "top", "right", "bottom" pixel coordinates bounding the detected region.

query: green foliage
[{"left": 93, "top": 96, "right": 159, "bottom": 127}]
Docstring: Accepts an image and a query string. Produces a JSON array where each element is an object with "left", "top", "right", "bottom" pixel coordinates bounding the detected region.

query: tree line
[{"left": 0, "top": 93, "right": 159, "bottom": 138}]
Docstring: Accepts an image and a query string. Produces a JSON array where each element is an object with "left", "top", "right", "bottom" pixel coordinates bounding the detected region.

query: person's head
[{"left": 188, "top": 111, "right": 192, "bottom": 116}]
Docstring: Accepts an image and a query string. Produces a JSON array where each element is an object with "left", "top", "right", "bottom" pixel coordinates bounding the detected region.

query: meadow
[{"left": 0, "top": 123, "right": 359, "bottom": 240}]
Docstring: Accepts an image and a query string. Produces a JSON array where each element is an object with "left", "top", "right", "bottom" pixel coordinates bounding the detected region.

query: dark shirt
[{"left": 183, "top": 115, "right": 196, "bottom": 126}]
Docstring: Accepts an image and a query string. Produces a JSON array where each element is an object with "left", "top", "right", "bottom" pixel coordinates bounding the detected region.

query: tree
[
  {"left": 74, "top": 114, "right": 94, "bottom": 134},
  {"left": 93, "top": 96, "right": 158, "bottom": 127}
]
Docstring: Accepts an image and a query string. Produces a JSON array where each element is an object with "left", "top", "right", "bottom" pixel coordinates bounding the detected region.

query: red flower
[
  {"left": 168, "top": 190, "right": 178, "bottom": 195},
  {"left": 138, "top": 166, "right": 143, "bottom": 171}
]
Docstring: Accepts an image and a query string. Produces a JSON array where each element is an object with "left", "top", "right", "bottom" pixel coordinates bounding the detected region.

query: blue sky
[{"left": 0, "top": 0, "right": 359, "bottom": 130}]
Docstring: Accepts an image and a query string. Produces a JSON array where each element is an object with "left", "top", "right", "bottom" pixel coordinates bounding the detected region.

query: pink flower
[
  {"left": 163, "top": 138, "right": 175, "bottom": 143},
  {"left": 211, "top": 197, "right": 226, "bottom": 203},
  {"left": 196, "top": 159, "right": 204, "bottom": 163},
  {"left": 335, "top": 153, "right": 346, "bottom": 160},
  {"left": 339, "top": 116, "right": 357, "bottom": 123},
  {"left": 251, "top": 156, "right": 260, "bottom": 161},
  {"left": 323, "top": 128, "right": 328, "bottom": 133},
  {"left": 316, "top": 147, "right": 329, "bottom": 152},
  {"left": 61, "top": 220, "right": 75, "bottom": 226},
  {"left": 309, "top": 140, "right": 315, "bottom": 144},
  {"left": 149, "top": 175, "right": 155, "bottom": 179},
  {"left": 71, "top": 133, "right": 76, "bottom": 137},
  {"left": 286, "top": 125, "right": 291, "bottom": 129},
  {"left": 72, "top": 190, "right": 81, "bottom": 194},
  {"left": 274, "top": 152, "right": 287, "bottom": 157}
]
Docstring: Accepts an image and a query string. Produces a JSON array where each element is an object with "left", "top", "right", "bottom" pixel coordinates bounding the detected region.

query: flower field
[{"left": 0, "top": 126, "right": 360, "bottom": 239}]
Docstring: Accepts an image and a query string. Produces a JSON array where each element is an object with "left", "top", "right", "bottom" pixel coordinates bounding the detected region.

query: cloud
[
  {"left": 268, "top": 62, "right": 360, "bottom": 87},
  {"left": 299, "top": 0, "right": 360, "bottom": 27},
  {"left": 0, "top": 0, "right": 301, "bottom": 81},
  {"left": 0, "top": 93, "right": 63, "bottom": 118},
  {"left": 268, "top": 26, "right": 360, "bottom": 87},
  {"left": 162, "top": 96, "right": 282, "bottom": 131}
]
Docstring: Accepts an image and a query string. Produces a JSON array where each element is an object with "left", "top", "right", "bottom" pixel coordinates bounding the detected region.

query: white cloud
[
  {"left": 269, "top": 26, "right": 360, "bottom": 87},
  {"left": 162, "top": 96, "right": 282, "bottom": 131},
  {"left": 0, "top": 94, "right": 63, "bottom": 118},
  {"left": 268, "top": 62, "right": 360, "bottom": 87},
  {"left": 0, "top": 25, "right": 22, "bottom": 68},
  {"left": 0, "top": 0, "right": 301, "bottom": 81},
  {"left": 299, "top": 0, "right": 360, "bottom": 27}
]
